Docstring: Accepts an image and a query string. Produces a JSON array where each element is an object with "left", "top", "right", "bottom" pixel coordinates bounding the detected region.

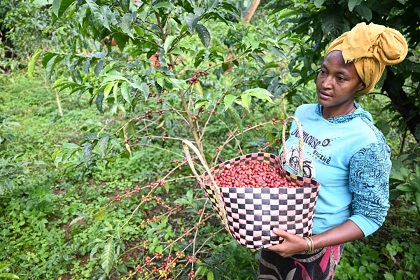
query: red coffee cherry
[{"left": 214, "top": 161, "right": 298, "bottom": 188}]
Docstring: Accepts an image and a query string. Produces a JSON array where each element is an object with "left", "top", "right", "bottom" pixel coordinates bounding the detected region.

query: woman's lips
[{"left": 318, "top": 90, "right": 332, "bottom": 100}]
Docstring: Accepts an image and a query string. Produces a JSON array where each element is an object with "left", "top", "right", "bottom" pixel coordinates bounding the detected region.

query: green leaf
[
  {"left": 193, "top": 82, "right": 203, "bottom": 95},
  {"left": 95, "top": 92, "right": 104, "bottom": 113},
  {"left": 83, "top": 57, "right": 92, "bottom": 74},
  {"left": 396, "top": 184, "right": 414, "bottom": 192},
  {"left": 62, "top": 143, "right": 80, "bottom": 149},
  {"left": 97, "top": 134, "right": 110, "bottom": 158},
  {"left": 83, "top": 142, "right": 93, "bottom": 166},
  {"left": 114, "top": 33, "right": 130, "bottom": 52},
  {"left": 28, "top": 49, "right": 42, "bottom": 78},
  {"left": 415, "top": 192, "right": 420, "bottom": 213},
  {"left": 195, "top": 24, "right": 211, "bottom": 48},
  {"left": 412, "top": 175, "right": 420, "bottom": 192},
  {"left": 355, "top": 5, "right": 372, "bottom": 21},
  {"left": 269, "top": 9, "right": 301, "bottom": 22},
  {"left": 223, "top": 94, "right": 237, "bottom": 110},
  {"left": 196, "top": 265, "right": 208, "bottom": 276},
  {"left": 168, "top": 78, "right": 188, "bottom": 90},
  {"left": 164, "top": 35, "right": 177, "bottom": 53},
  {"left": 289, "top": 37, "right": 306, "bottom": 45},
  {"left": 121, "top": 0, "right": 130, "bottom": 12},
  {"left": 203, "top": 11, "right": 229, "bottom": 25},
  {"left": 391, "top": 166, "right": 411, "bottom": 181},
  {"left": 102, "top": 75, "right": 129, "bottom": 83},
  {"left": 185, "top": 13, "right": 201, "bottom": 32},
  {"left": 243, "top": 35, "right": 259, "bottom": 50},
  {"left": 227, "top": 107, "right": 244, "bottom": 132},
  {"left": 251, "top": 53, "right": 265, "bottom": 67},
  {"left": 84, "top": 133, "right": 97, "bottom": 141},
  {"left": 383, "top": 272, "right": 394, "bottom": 280},
  {"left": 0, "top": 273, "right": 20, "bottom": 279},
  {"left": 348, "top": 0, "right": 363, "bottom": 11},
  {"left": 140, "top": 82, "right": 150, "bottom": 100},
  {"left": 103, "top": 82, "right": 116, "bottom": 100},
  {"left": 121, "top": 13, "right": 135, "bottom": 38},
  {"left": 52, "top": 0, "right": 74, "bottom": 17},
  {"left": 101, "top": 240, "right": 115, "bottom": 275},
  {"left": 100, "top": 5, "right": 112, "bottom": 30},
  {"left": 44, "top": 54, "right": 64, "bottom": 82},
  {"left": 320, "top": 8, "right": 344, "bottom": 38},
  {"left": 41, "top": 52, "right": 56, "bottom": 68},
  {"left": 52, "top": 78, "right": 75, "bottom": 91},
  {"left": 94, "top": 60, "right": 106, "bottom": 76},
  {"left": 93, "top": 207, "right": 106, "bottom": 221},
  {"left": 153, "top": 2, "right": 174, "bottom": 10},
  {"left": 120, "top": 81, "right": 131, "bottom": 105},
  {"left": 242, "top": 88, "right": 274, "bottom": 103},
  {"left": 112, "top": 82, "right": 119, "bottom": 101},
  {"left": 314, "top": 0, "right": 326, "bottom": 8},
  {"left": 240, "top": 94, "right": 251, "bottom": 112},
  {"left": 52, "top": 146, "right": 79, "bottom": 168}
]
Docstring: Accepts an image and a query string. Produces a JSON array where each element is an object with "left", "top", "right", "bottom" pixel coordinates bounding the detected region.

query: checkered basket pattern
[
  {"left": 183, "top": 116, "right": 321, "bottom": 249},
  {"left": 200, "top": 152, "right": 320, "bottom": 249}
]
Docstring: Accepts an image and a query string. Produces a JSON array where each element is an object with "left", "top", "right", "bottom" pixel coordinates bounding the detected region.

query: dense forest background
[{"left": 0, "top": 0, "right": 419, "bottom": 279}]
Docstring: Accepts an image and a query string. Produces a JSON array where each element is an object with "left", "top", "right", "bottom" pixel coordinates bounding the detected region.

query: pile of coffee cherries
[{"left": 214, "top": 161, "right": 298, "bottom": 188}]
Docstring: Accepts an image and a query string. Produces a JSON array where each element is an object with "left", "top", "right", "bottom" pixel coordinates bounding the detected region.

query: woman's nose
[{"left": 322, "top": 75, "right": 333, "bottom": 88}]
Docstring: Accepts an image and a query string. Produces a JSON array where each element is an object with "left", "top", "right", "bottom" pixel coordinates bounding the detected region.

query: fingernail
[{"left": 273, "top": 228, "right": 279, "bottom": 233}]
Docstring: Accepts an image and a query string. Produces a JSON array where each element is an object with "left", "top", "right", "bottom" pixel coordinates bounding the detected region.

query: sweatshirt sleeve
[{"left": 348, "top": 142, "right": 391, "bottom": 236}]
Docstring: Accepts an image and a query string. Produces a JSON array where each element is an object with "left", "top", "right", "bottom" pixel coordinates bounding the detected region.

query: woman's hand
[
  {"left": 266, "top": 220, "right": 365, "bottom": 258},
  {"left": 265, "top": 228, "right": 308, "bottom": 258}
]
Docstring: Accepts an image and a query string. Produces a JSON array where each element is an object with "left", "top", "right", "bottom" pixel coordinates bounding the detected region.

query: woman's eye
[{"left": 337, "top": 76, "right": 346, "bottom": 81}]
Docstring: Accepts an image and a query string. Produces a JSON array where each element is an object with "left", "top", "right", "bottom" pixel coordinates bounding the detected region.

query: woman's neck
[{"left": 322, "top": 103, "right": 356, "bottom": 118}]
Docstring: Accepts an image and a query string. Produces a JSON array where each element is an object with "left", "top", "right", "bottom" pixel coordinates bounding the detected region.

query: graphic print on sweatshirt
[
  {"left": 283, "top": 145, "right": 315, "bottom": 178},
  {"left": 284, "top": 127, "right": 340, "bottom": 179}
]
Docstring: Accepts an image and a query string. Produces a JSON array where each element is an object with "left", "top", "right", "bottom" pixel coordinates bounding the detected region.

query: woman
[{"left": 258, "top": 22, "right": 408, "bottom": 280}]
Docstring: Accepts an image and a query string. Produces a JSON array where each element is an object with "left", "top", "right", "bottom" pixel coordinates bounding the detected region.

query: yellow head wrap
[{"left": 325, "top": 22, "right": 408, "bottom": 95}]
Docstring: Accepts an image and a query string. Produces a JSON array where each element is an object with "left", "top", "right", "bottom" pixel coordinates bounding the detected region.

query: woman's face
[{"left": 316, "top": 51, "right": 365, "bottom": 117}]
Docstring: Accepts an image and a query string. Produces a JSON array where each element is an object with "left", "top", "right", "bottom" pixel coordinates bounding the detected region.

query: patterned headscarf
[{"left": 325, "top": 22, "right": 408, "bottom": 95}]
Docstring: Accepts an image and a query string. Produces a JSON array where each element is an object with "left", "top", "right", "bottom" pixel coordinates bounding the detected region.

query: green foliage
[
  {"left": 195, "top": 242, "right": 258, "bottom": 279},
  {"left": 337, "top": 198, "right": 420, "bottom": 280},
  {"left": 0, "top": 0, "right": 53, "bottom": 72},
  {"left": 1, "top": 0, "right": 419, "bottom": 279},
  {"left": 0, "top": 263, "right": 19, "bottom": 279},
  {"left": 29, "top": 0, "right": 298, "bottom": 184},
  {"left": 266, "top": 0, "right": 420, "bottom": 142},
  {"left": 389, "top": 144, "right": 420, "bottom": 213}
]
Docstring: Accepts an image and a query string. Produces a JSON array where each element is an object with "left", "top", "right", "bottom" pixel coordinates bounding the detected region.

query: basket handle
[
  {"left": 182, "top": 139, "right": 220, "bottom": 194},
  {"left": 183, "top": 140, "right": 228, "bottom": 229},
  {"left": 281, "top": 116, "right": 304, "bottom": 176}
]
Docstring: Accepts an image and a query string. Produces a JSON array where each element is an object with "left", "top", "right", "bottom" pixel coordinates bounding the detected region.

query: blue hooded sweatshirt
[{"left": 283, "top": 103, "right": 391, "bottom": 236}]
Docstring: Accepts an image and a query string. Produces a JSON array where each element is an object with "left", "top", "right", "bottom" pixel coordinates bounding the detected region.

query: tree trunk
[{"left": 243, "top": 0, "right": 260, "bottom": 25}]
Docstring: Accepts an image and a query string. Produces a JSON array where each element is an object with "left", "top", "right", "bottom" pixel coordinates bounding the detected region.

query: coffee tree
[
  {"left": 33, "top": 0, "right": 292, "bottom": 165},
  {"left": 29, "top": 0, "right": 298, "bottom": 278}
]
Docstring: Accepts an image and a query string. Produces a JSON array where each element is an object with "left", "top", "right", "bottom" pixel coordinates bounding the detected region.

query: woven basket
[{"left": 183, "top": 117, "right": 320, "bottom": 249}]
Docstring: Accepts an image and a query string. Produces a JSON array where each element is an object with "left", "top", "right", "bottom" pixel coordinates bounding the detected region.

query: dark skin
[
  {"left": 266, "top": 50, "right": 366, "bottom": 258},
  {"left": 317, "top": 50, "right": 365, "bottom": 118}
]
